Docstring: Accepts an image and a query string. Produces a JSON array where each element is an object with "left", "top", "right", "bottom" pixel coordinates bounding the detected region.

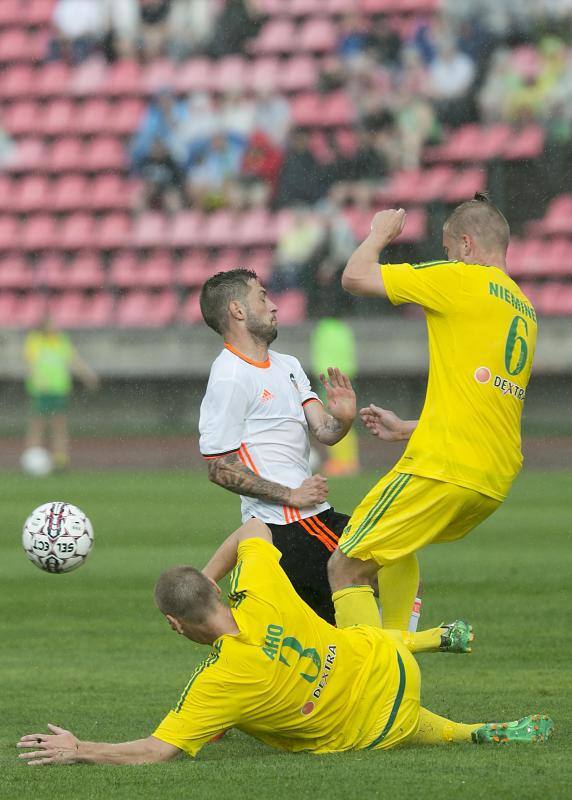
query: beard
[{"left": 245, "top": 310, "right": 278, "bottom": 345}]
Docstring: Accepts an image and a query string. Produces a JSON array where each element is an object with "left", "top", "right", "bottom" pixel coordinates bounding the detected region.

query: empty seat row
[
  {"left": 0, "top": 210, "right": 299, "bottom": 251},
  {"left": 0, "top": 56, "right": 319, "bottom": 100},
  {"left": 2, "top": 98, "right": 144, "bottom": 137},
  {"left": 375, "top": 166, "right": 486, "bottom": 205},
  {"left": 5, "top": 136, "right": 127, "bottom": 174},
  {"left": 508, "top": 238, "right": 572, "bottom": 277},
  {"left": 258, "top": 0, "right": 439, "bottom": 15},
  {"left": 425, "top": 124, "right": 544, "bottom": 163},
  {"left": 0, "top": 288, "right": 308, "bottom": 327},
  {"left": 292, "top": 91, "right": 355, "bottom": 127},
  {"left": 519, "top": 282, "right": 572, "bottom": 316},
  {"left": 526, "top": 195, "right": 572, "bottom": 237},
  {"left": 0, "top": 175, "right": 133, "bottom": 213},
  {"left": 0, "top": 0, "right": 54, "bottom": 27},
  {"left": 0, "top": 249, "right": 273, "bottom": 290}
]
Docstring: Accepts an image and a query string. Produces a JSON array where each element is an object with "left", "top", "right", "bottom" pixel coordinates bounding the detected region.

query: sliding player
[
  {"left": 328, "top": 194, "right": 537, "bottom": 633},
  {"left": 18, "top": 519, "right": 552, "bottom": 766}
]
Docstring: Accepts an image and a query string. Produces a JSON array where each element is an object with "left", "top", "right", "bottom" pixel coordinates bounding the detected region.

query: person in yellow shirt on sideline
[
  {"left": 17, "top": 519, "right": 552, "bottom": 766},
  {"left": 327, "top": 193, "right": 538, "bottom": 635},
  {"left": 24, "top": 316, "right": 99, "bottom": 470}
]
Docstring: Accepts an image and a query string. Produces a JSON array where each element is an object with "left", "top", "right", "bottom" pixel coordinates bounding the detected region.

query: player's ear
[
  {"left": 206, "top": 576, "right": 222, "bottom": 596},
  {"left": 166, "top": 614, "right": 185, "bottom": 635},
  {"left": 228, "top": 299, "right": 246, "bottom": 322},
  {"left": 461, "top": 234, "right": 472, "bottom": 256}
]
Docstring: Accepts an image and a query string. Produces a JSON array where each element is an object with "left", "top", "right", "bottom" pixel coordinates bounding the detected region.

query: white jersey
[{"left": 199, "top": 344, "right": 330, "bottom": 525}]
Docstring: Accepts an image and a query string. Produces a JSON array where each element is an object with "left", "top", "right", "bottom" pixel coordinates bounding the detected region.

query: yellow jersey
[
  {"left": 24, "top": 331, "right": 73, "bottom": 397},
  {"left": 382, "top": 260, "right": 537, "bottom": 501},
  {"left": 153, "top": 538, "right": 417, "bottom": 756}
]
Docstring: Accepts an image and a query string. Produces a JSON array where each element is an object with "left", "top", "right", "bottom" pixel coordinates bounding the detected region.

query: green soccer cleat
[
  {"left": 439, "top": 620, "right": 474, "bottom": 653},
  {"left": 472, "top": 715, "right": 554, "bottom": 745}
]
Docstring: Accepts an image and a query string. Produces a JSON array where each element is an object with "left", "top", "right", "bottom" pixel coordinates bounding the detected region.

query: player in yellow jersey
[
  {"left": 328, "top": 193, "right": 538, "bottom": 633},
  {"left": 18, "top": 519, "right": 552, "bottom": 766}
]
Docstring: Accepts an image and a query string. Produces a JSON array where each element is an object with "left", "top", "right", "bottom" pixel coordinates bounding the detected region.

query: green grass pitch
[{"left": 1, "top": 469, "right": 571, "bottom": 800}]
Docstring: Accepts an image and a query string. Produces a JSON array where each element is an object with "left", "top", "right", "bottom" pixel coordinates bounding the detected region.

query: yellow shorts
[{"left": 339, "top": 470, "right": 500, "bottom": 566}]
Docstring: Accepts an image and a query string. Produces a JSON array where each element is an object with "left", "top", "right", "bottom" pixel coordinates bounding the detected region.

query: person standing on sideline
[{"left": 23, "top": 317, "right": 99, "bottom": 470}]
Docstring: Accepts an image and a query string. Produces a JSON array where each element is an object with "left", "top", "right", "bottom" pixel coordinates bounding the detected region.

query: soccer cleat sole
[{"left": 472, "top": 714, "right": 554, "bottom": 745}]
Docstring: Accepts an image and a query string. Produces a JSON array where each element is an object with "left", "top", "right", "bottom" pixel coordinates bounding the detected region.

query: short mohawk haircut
[{"left": 445, "top": 191, "right": 510, "bottom": 253}]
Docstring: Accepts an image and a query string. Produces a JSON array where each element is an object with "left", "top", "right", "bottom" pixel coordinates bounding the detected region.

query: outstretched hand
[
  {"left": 18, "top": 724, "right": 80, "bottom": 766},
  {"left": 320, "top": 367, "right": 356, "bottom": 425},
  {"left": 360, "top": 404, "right": 409, "bottom": 442}
]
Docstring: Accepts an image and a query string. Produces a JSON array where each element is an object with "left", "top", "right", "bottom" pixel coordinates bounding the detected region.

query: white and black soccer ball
[{"left": 22, "top": 501, "right": 94, "bottom": 574}]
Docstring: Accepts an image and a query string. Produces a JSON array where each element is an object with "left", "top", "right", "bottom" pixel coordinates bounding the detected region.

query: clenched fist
[
  {"left": 289, "top": 475, "right": 328, "bottom": 508},
  {"left": 370, "top": 208, "right": 406, "bottom": 244}
]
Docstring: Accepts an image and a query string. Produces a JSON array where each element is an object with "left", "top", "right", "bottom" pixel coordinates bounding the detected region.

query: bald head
[
  {"left": 154, "top": 565, "right": 219, "bottom": 625},
  {"left": 443, "top": 192, "right": 510, "bottom": 266}
]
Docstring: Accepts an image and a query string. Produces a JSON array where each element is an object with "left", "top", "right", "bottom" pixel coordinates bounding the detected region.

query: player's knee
[{"left": 327, "top": 549, "right": 363, "bottom": 592}]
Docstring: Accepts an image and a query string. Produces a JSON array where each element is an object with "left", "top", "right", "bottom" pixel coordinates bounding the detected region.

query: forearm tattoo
[
  {"left": 207, "top": 452, "right": 291, "bottom": 503},
  {"left": 312, "top": 414, "right": 345, "bottom": 444}
]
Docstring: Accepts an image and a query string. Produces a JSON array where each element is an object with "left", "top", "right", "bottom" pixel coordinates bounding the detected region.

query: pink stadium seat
[
  {"left": 511, "top": 45, "right": 542, "bottom": 80},
  {"left": 203, "top": 210, "right": 239, "bottom": 248},
  {"left": 252, "top": 20, "right": 296, "bottom": 54},
  {"left": 0, "top": 256, "right": 34, "bottom": 289},
  {"left": 504, "top": 125, "right": 544, "bottom": 160},
  {"left": 15, "top": 175, "right": 50, "bottom": 213},
  {"left": 0, "top": 29, "right": 32, "bottom": 64},
  {"left": 291, "top": 92, "right": 322, "bottom": 127},
  {"left": 0, "top": 65, "right": 34, "bottom": 100},
  {"left": 68, "top": 57, "right": 107, "bottom": 97},
  {"left": 104, "top": 60, "right": 143, "bottom": 97},
  {"left": 236, "top": 209, "right": 279, "bottom": 247},
  {"left": 131, "top": 212, "right": 168, "bottom": 248},
  {"left": 5, "top": 138, "right": 47, "bottom": 173},
  {"left": 212, "top": 56, "right": 248, "bottom": 93},
  {"left": 536, "top": 282, "right": 572, "bottom": 316},
  {"left": 3, "top": 102, "right": 40, "bottom": 136},
  {"left": 21, "top": 214, "right": 58, "bottom": 251},
  {"left": 89, "top": 174, "right": 132, "bottom": 211},
  {"left": 9, "top": 293, "right": 47, "bottom": 328},
  {"left": 109, "top": 252, "right": 141, "bottom": 288},
  {"left": 97, "top": 213, "right": 131, "bottom": 249},
  {"left": 52, "top": 175, "right": 90, "bottom": 212},
  {"left": 279, "top": 55, "right": 318, "bottom": 92},
  {"left": 247, "top": 57, "right": 281, "bottom": 91},
  {"left": 0, "top": 1, "right": 22, "bottom": 27},
  {"left": 109, "top": 99, "right": 145, "bottom": 135},
  {"left": 179, "top": 290, "right": 203, "bottom": 325},
  {"left": 275, "top": 290, "right": 307, "bottom": 325},
  {"left": 47, "top": 137, "right": 85, "bottom": 173},
  {"left": 84, "top": 137, "right": 126, "bottom": 172},
  {"left": 0, "top": 292, "right": 18, "bottom": 326},
  {"left": 0, "top": 177, "right": 15, "bottom": 212},
  {"left": 248, "top": 248, "right": 273, "bottom": 283},
  {"left": 177, "top": 251, "right": 211, "bottom": 287},
  {"left": 142, "top": 59, "right": 177, "bottom": 94},
  {"left": 51, "top": 291, "right": 113, "bottom": 328},
  {"left": 43, "top": 99, "right": 75, "bottom": 136},
  {"left": 116, "top": 289, "right": 177, "bottom": 327},
  {"left": 35, "top": 62, "right": 71, "bottom": 98},
  {"left": 36, "top": 253, "right": 68, "bottom": 289},
  {"left": 0, "top": 216, "right": 20, "bottom": 250},
  {"left": 173, "top": 58, "right": 212, "bottom": 93},
  {"left": 309, "top": 130, "right": 334, "bottom": 163},
  {"left": 539, "top": 194, "right": 572, "bottom": 237},
  {"left": 321, "top": 91, "right": 354, "bottom": 126},
  {"left": 297, "top": 18, "right": 337, "bottom": 53},
  {"left": 206, "top": 248, "right": 241, "bottom": 277},
  {"left": 170, "top": 211, "right": 203, "bottom": 247},
  {"left": 67, "top": 251, "right": 106, "bottom": 289},
  {"left": 139, "top": 252, "right": 174, "bottom": 288},
  {"left": 83, "top": 292, "right": 114, "bottom": 327},
  {"left": 25, "top": 0, "right": 56, "bottom": 26},
  {"left": 76, "top": 98, "right": 113, "bottom": 135},
  {"left": 59, "top": 212, "right": 96, "bottom": 250},
  {"left": 442, "top": 168, "right": 486, "bottom": 203},
  {"left": 335, "top": 128, "right": 357, "bottom": 158}
]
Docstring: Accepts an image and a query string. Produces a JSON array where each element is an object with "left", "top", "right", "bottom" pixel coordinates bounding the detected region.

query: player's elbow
[
  {"left": 140, "top": 737, "right": 181, "bottom": 764},
  {"left": 341, "top": 259, "right": 368, "bottom": 295}
]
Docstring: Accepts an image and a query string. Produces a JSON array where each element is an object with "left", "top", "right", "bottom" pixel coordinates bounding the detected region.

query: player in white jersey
[{"left": 198, "top": 269, "right": 415, "bottom": 623}]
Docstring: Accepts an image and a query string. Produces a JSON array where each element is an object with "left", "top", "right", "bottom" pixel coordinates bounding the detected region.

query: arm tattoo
[
  {"left": 207, "top": 452, "right": 291, "bottom": 504},
  {"left": 309, "top": 413, "right": 346, "bottom": 445}
]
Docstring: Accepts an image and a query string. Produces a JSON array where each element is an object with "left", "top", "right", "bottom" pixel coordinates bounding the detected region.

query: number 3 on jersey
[{"left": 504, "top": 315, "right": 529, "bottom": 376}]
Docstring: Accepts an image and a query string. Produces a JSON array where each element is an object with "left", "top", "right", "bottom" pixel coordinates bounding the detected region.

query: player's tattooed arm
[
  {"left": 207, "top": 453, "right": 328, "bottom": 508},
  {"left": 304, "top": 367, "right": 357, "bottom": 445}
]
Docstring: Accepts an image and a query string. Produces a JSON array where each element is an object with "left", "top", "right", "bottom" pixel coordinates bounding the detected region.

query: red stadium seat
[
  {"left": 14, "top": 175, "right": 51, "bottom": 213},
  {"left": 89, "top": 174, "right": 132, "bottom": 212},
  {"left": 291, "top": 92, "right": 322, "bottom": 127},
  {"left": 504, "top": 125, "right": 544, "bottom": 161},
  {"left": 177, "top": 251, "right": 210, "bottom": 287},
  {"left": 0, "top": 29, "right": 32, "bottom": 64},
  {"left": 75, "top": 98, "right": 113, "bottom": 135},
  {"left": 84, "top": 137, "right": 126, "bottom": 172},
  {"left": 104, "top": 60, "right": 143, "bottom": 97},
  {"left": 131, "top": 212, "right": 168, "bottom": 248},
  {"left": 139, "top": 252, "right": 174, "bottom": 288},
  {"left": 68, "top": 57, "right": 107, "bottom": 98},
  {"left": 35, "top": 62, "right": 71, "bottom": 98},
  {"left": 297, "top": 18, "right": 337, "bottom": 53},
  {"left": 278, "top": 56, "right": 318, "bottom": 92},
  {"left": 109, "top": 99, "right": 145, "bottom": 135},
  {"left": 21, "top": 214, "right": 58, "bottom": 251},
  {"left": 0, "top": 176, "right": 14, "bottom": 213},
  {"left": 203, "top": 210, "right": 239, "bottom": 248},
  {"left": 0, "top": 256, "right": 35, "bottom": 289},
  {"left": 142, "top": 59, "right": 177, "bottom": 94},
  {"left": 179, "top": 290, "right": 203, "bottom": 325},
  {"left": 309, "top": 130, "right": 334, "bottom": 163},
  {"left": 51, "top": 291, "right": 113, "bottom": 328},
  {"left": 59, "top": 212, "right": 96, "bottom": 250},
  {"left": 538, "top": 194, "right": 572, "bottom": 237},
  {"left": 173, "top": 58, "right": 212, "bottom": 93},
  {"left": 212, "top": 56, "right": 248, "bottom": 93},
  {"left": 334, "top": 128, "right": 358, "bottom": 158},
  {"left": 52, "top": 175, "right": 90, "bottom": 212},
  {"left": 321, "top": 91, "right": 354, "bottom": 126},
  {"left": 0, "top": 216, "right": 20, "bottom": 250},
  {"left": 97, "top": 213, "right": 131, "bottom": 249},
  {"left": 25, "top": 0, "right": 56, "bottom": 26},
  {"left": 170, "top": 211, "right": 203, "bottom": 247},
  {"left": 110, "top": 252, "right": 144, "bottom": 289},
  {"left": 247, "top": 57, "right": 281, "bottom": 91},
  {"left": 5, "top": 138, "right": 47, "bottom": 174},
  {"left": 3, "top": 102, "right": 40, "bottom": 136},
  {"left": 0, "top": 65, "right": 34, "bottom": 100},
  {"left": 36, "top": 253, "right": 68, "bottom": 289},
  {"left": 67, "top": 251, "right": 106, "bottom": 289},
  {"left": 116, "top": 290, "right": 177, "bottom": 327},
  {"left": 248, "top": 248, "right": 273, "bottom": 283},
  {"left": 252, "top": 20, "right": 296, "bottom": 54},
  {"left": 206, "top": 248, "right": 242, "bottom": 277},
  {"left": 0, "top": 1, "right": 22, "bottom": 27},
  {"left": 442, "top": 167, "right": 486, "bottom": 203},
  {"left": 236, "top": 209, "right": 279, "bottom": 247},
  {"left": 47, "top": 137, "right": 85, "bottom": 173},
  {"left": 275, "top": 290, "right": 307, "bottom": 324},
  {"left": 4, "top": 293, "right": 47, "bottom": 328},
  {"left": 43, "top": 99, "right": 75, "bottom": 136}
]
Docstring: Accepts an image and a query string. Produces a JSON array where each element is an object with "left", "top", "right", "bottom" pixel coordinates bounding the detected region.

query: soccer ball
[
  {"left": 22, "top": 501, "right": 94, "bottom": 574},
  {"left": 20, "top": 447, "right": 53, "bottom": 477}
]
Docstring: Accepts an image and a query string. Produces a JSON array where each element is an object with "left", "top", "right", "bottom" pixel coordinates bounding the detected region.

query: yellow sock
[
  {"left": 410, "top": 708, "right": 482, "bottom": 745},
  {"left": 384, "top": 626, "right": 443, "bottom": 653},
  {"left": 332, "top": 585, "right": 381, "bottom": 628},
  {"left": 378, "top": 554, "right": 419, "bottom": 630}
]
